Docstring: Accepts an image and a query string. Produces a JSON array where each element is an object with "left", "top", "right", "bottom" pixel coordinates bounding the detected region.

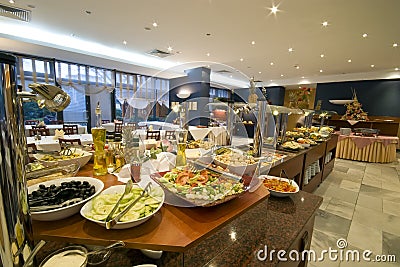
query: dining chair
[
  {"left": 126, "top": 122, "right": 137, "bottom": 130},
  {"left": 146, "top": 130, "right": 161, "bottom": 140},
  {"left": 58, "top": 138, "right": 82, "bottom": 149},
  {"left": 28, "top": 127, "right": 50, "bottom": 137},
  {"left": 114, "top": 122, "right": 123, "bottom": 141},
  {"left": 164, "top": 130, "right": 176, "bottom": 140},
  {"left": 26, "top": 143, "right": 37, "bottom": 163},
  {"left": 25, "top": 120, "right": 39, "bottom": 125},
  {"left": 63, "top": 124, "right": 79, "bottom": 135}
]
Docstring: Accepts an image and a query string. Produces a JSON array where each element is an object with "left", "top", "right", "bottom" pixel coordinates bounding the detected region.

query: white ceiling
[{"left": 0, "top": 0, "right": 399, "bottom": 88}]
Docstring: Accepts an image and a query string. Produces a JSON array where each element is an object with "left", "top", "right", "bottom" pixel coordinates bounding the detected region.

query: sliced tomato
[{"left": 176, "top": 173, "right": 189, "bottom": 185}]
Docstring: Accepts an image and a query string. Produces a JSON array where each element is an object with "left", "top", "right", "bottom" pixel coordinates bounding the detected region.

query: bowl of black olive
[{"left": 28, "top": 177, "right": 104, "bottom": 221}]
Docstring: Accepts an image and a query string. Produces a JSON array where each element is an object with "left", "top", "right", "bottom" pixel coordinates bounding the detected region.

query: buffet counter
[
  {"left": 336, "top": 134, "right": 399, "bottom": 163},
  {"left": 33, "top": 164, "right": 322, "bottom": 267}
]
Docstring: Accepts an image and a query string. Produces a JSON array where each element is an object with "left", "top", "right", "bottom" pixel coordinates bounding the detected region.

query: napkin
[{"left": 53, "top": 129, "right": 65, "bottom": 139}]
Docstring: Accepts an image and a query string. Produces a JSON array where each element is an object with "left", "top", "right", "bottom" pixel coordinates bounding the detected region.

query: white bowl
[
  {"left": 259, "top": 175, "right": 299, "bottom": 197},
  {"left": 28, "top": 177, "right": 104, "bottom": 221},
  {"left": 213, "top": 151, "right": 258, "bottom": 175},
  {"left": 80, "top": 184, "right": 165, "bottom": 229},
  {"left": 34, "top": 149, "right": 92, "bottom": 168}
]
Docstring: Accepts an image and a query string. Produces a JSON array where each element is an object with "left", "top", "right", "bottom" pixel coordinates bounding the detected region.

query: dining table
[
  {"left": 335, "top": 133, "right": 399, "bottom": 163},
  {"left": 26, "top": 134, "right": 93, "bottom": 151},
  {"left": 25, "top": 124, "right": 87, "bottom": 136}
]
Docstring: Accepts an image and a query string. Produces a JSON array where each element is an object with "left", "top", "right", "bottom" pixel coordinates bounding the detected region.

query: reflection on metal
[{"left": 253, "top": 99, "right": 267, "bottom": 157}]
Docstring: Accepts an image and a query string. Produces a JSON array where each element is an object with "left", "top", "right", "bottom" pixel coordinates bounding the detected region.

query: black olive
[{"left": 39, "top": 184, "right": 46, "bottom": 189}]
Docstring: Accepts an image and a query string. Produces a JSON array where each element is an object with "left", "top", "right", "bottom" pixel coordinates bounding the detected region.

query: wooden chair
[
  {"left": 164, "top": 130, "right": 176, "bottom": 140},
  {"left": 63, "top": 124, "right": 79, "bottom": 135},
  {"left": 26, "top": 143, "right": 37, "bottom": 163},
  {"left": 126, "top": 122, "right": 137, "bottom": 130},
  {"left": 58, "top": 138, "right": 82, "bottom": 149},
  {"left": 28, "top": 127, "right": 50, "bottom": 137},
  {"left": 146, "top": 130, "right": 161, "bottom": 140},
  {"left": 114, "top": 122, "right": 123, "bottom": 141},
  {"left": 25, "top": 120, "right": 39, "bottom": 125},
  {"left": 102, "top": 119, "right": 110, "bottom": 124}
]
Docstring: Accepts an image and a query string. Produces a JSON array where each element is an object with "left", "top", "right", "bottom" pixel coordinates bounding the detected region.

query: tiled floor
[{"left": 309, "top": 153, "right": 400, "bottom": 267}]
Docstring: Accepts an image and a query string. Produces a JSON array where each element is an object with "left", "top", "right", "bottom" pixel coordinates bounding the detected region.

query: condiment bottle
[
  {"left": 91, "top": 102, "right": 107, "bottom": 175},
  {"left": 130, "top": 137, "right": 142, "bottom": 182}
]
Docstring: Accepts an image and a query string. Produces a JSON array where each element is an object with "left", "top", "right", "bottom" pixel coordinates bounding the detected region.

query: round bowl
[
  {"left": 33, "top": 149, "right": 92, "bottom": 168},
  {"left": 39, "top": 245, "right": 88, "bottom": 267},
  {"left": 80, "top": 184, "right": 164, "bottom": 229},
  {"left": 28, "top": 177, "right": 104, "bottom": 221},
  {"left": 213, "top": 150, "right": 258, "bottom": 175},
  {"left": 259, "top": 175, "right": 299, "bottom": 197}
]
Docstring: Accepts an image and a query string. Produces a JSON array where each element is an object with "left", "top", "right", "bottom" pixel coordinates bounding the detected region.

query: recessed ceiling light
[
  {"left": 288, "top": 48, "right": 294, "bottom": 52},
  {"left": 393, "top": 43, "right": 398, "bottom": 47},
  {"left": 269, "top": 5, "right": 279, "bottom": 14},
  {"left": 301, "top": 76, "right": 305, "bottom": 79},
  {"left": 280, "top": 74, "right": 284, "bottom": 77},
  {"left": 319, "top": 69, "right": 323, "bottom": 73},
  {"left": 8, "top": 0, "right": 15, "bottom": 4},
  {"left": 230, "top": 75, "right": 233, "bottom": 78},
  {"left": 85, "top": 10, "right": 92, "bottom": 15},
  {"left": 251, "top": 41, "right": 256, "bottom": 45},
  {"left": 240, "top": 58, "right": 244, "bottom": 62},
  {"left": 167, "top": 46, "right": 173, "bottom": 52},
  {"left": 298, "top": 86, "right": 302, "bottom": 89},
  {"left": 270, "top": 62, "right": 274, "bottom": 66},
  {"left": 152, "top": 22, "right": 158, "bottom": 27},
  {"left": 395, "top": 67, "right": 399, "bottom": 71},
  {"left": 258, "top": 71, "right": 262, "bottom": 74},
  {"left": 370, "top": 64, "right": 375, "bottom": 68},
  {"left": 294, "top": 65, "right": 300, "bottom": 69},
  {"left": 348, "top": 59, "right": 352, "bottom": 63},
  {"left": 270, "top": 79, "right": 273, "bottom": 82},
  {"left": 362, "top": 33, "right": 368, "bottom": 38},
  {"left": 207, "top": 65, "right": 210, "bottom": 68},
  {"left": 322, "top": 21, "right": 329, "bottom": 27},
  {"left": 206, "top": 53, "right": 210, "bottom": 57},
  {"left": 123, "top": 40, "right": 127, "bottom": 45},
  {"left": 320, "top": 54, "right": 325, "bottom": 58}
]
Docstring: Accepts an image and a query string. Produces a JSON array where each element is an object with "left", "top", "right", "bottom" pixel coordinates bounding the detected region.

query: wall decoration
[
  {"left": 284, "top": 87, "right": 316, "bottom": 109},
  {"left": 341, "top": 89, "right": 368, "bottom": 121}
]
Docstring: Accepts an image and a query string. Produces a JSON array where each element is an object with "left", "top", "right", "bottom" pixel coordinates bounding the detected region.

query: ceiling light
[
  {"left": 230, "top": 75, "right": 233, "bottom": 78},
  {"left": 395, "top": 68, "right": 399, "bottom": 71},
  {"left": 167, "top": 46, "right": 173, "bottom": 52},
  {"left": 9, "top": 0, "right": 15, "bottom": 4},
  {"left": 85, "top": 10, "right": 92, "bottom": 15},
  {"left": 288, "top": 48, "right": 294, "bottom": 52},
  {"left": 320, "top": 54, "right": 325, "bottom": 58},
  {"left": 240, "top": 58, "right": 244, "bottom": 62},
  {"left": 371, "top": 64, "right": 375, "bottom": 68},
  {"left": 251, "top": 41, "right": 256, "bottom": 45},
  {"left": 348, "top": 59, "right": 352, "bottom": 63},
  {"left": 362, "top": 33, "right": 368, "bottom": 38},
  {"left": 322, "top": 21, "right": 329, "bottom": 27},
  {"left": 144, "top": 27, "right": 151, "bottom": 31},
  {"left": 280, "top": 74, "right": 284, "bottom": 77},
  {"left": 269, "top": 5, "right": 279, "bottom": 14},
  {"left": 270, "top": 62, "right": 274, "bottom": 66},
  {"left": 152, "top": 22, "right": 158, "bottom": 27},
  {"left": 294, "top": 65, "right": 300, "bottom": 69},
  {"left": 122, "top": 40, "right": 127, "bottom": 45},
  {"left": 393, "top": 43, "right": 398, "bottom": 47},
  {"left": 258, "top": 71, "right": 262, "bottom": 74},
  {"left": 206, "top": 53, "right": 210, "bottom": 57},
  {"left": 319, "top": 69, "right": 323, "bottom": 73}
]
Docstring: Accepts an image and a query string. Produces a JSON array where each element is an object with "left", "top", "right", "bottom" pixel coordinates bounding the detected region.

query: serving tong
[{"left": 105, "top": 182, "right": 152, "bottom": 229}]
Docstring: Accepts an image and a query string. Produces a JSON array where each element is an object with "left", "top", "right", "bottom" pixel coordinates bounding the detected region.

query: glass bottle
[
  {"left": 129, "top": 137, "right": 142, "bottom": 183},
  {"left": 175, "top": 129, "right": 188, "bottom": 167},
  {"left": 91, "top": 102, "right": 107, "bottom": 175}
]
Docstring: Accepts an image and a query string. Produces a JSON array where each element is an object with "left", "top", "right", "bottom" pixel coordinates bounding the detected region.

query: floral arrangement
[{"left": 341, "top": 89, "right": 368, "bottom": 121}]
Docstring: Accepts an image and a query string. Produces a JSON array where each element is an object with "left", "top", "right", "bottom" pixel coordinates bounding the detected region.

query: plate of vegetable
[
  {"left": 150, "top": 167, "right": 247, "bottom": 207},
  {"left": 80, "top": 183, "right": 164, "bottom": 229}
]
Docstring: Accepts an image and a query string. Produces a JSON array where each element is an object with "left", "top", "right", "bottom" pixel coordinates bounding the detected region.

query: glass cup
[
  {"left": 175, "top": 129, "right": 188, "bottom": 168},
  {"left": 91, "top": 127, "right": 107, "bottom": 176}
]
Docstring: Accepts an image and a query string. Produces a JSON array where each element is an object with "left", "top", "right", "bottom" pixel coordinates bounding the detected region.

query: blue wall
[{"left": 315, "top": 79, "right": 400, "bottom": 117}]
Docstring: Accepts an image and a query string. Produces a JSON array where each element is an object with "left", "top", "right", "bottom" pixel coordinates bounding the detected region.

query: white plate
[
  {"left": 28, "top": 177, "right": 104, "bottom": 221},
  {"left": 213, "top": 149, "right": 258, "bottom": 175},
  {"left": 259, "top": 175, "right": 299, "bottom": 197},
  {"left": 80, "top": 184, "right": 164, "bottom": 229},
  {"left": 33, "top": 149, "right": 92, "bottom": 168}
]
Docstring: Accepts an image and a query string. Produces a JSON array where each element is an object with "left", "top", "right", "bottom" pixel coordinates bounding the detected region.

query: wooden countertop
[{"left": 32, "top": 165, "right": 270, "bottom": 252}]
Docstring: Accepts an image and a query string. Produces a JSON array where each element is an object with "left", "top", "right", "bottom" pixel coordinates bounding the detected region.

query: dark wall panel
[{"left": 315, "top": 79, "right": 400, "bottom": 117}]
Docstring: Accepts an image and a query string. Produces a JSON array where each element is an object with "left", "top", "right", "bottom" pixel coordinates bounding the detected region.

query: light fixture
[
  {"left": 123, "top": 40, "right": 127, "bottom": 45},
  {"left": 258, "top": 71, "right": 262, "bottom": 74},
  {"left": 294, "top": 65, "right": 300, "bottom": 69},
  {"left": 269, "top": 5, "right": 279, "bottom": 14},
  {"left": 301, "top": 76, "right": 305, "bottom": 79},
  {"left": 167, "top": 46, "right": 173, "bottom": 52},
  {"left": 152, "top": 22, "right": 158, "bottom": 27},
  {"left": 322, "top": 21, "right": 329, "bottom": 27},
  {"left": 288, "top": 47, "right": 294, "bottom": 52},
  {"left": 395, "top": 67, "right": 399, "bottom": 71},
  {"left": 240, "top": 58, "right": 244, "bottom": 62},
  {"left": 362, "top": 33, "right": 368, "bottom": 38},
  {"left": 270, "top": 62, "right": 274, "bottom": 66},
  {"left": 371, "top": 64, "right": 375, "bottom": 68},
  {"left": 206, "top": 53, "right": 210, "bottom": 57},
  {"left": 280, "top": 74, "right": 284, "bottom": 77},
  {"left": 251, "top": 41, "right": 256, "bottom": 45},
  {"left": 177, "top": 90, "right": 191, "bottom": 99},
  {"left": 319, "top": 69, "right": 323, "bottom": 73},
  {"left": 348, "top": 59, "right": 352, "bottom": 63},
  {"left": 9, "top": 0, "right": 15, "bottom": 4},
  {"left": 320, "top": 54, "right": 325, "bottom": 58},
  {"left": 85, "top": 10, "right": 92, "bottom": 15},
  {"left": 393, "top": 43, "right": 398, "bottom": 47}
]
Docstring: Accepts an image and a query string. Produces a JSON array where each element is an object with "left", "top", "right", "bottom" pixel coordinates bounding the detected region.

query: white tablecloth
[
  {"left": 26, "top": 134, "right": 93, "bottom": 151},
  {"left": 138, "top": 121, "right": 179, "bottom": 130},
  {"left": 25, "top": 124, "right": 87, "bottom": 136}
]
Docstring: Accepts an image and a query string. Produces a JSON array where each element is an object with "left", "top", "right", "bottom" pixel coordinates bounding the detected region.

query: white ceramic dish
[
  {"left": 80, "top": 184, "right": 165, "bottom": 229},
  {"left": 33, "top": 149, "right": 92, "bottom": 168},
  {"left": 213, "top": 150, "right": 258, "bottom": 175},
  {"left": 28, "top": 177, "right": 104, "bottom": 221},
  {"left": 259, "top": 175, "right": 299, "bottom": 197}
]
